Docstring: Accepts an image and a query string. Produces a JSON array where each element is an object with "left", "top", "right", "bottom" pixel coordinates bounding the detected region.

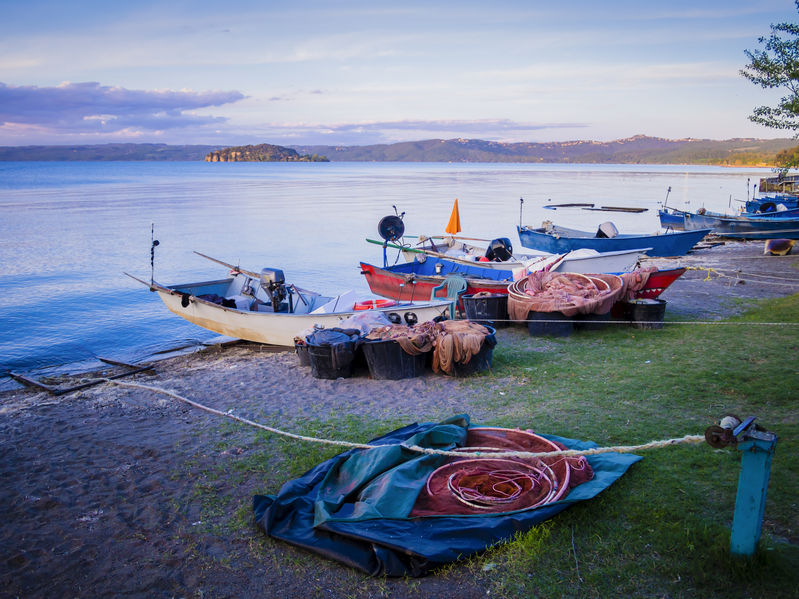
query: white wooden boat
[
  {"left": 127, "top": 252, "right": 452, "bottom": 347},
  {"left": 384, "top": 236, "right": 650, "bottom": 274}
]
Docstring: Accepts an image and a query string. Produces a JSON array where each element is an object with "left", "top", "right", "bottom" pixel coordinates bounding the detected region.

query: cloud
[
  {"left": 325, "top": 119, "right": 582, "bottom": 134},
  {"left": 0, "top": 81, "right": 245, "bottom": 136},
  {"left": 245, "top": 119, "right": 587, "bottom": 145}
]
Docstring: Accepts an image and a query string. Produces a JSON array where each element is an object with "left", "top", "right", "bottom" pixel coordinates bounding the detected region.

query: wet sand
[{"left": 1, "top": 240, "right": 797, "bottom": 599}]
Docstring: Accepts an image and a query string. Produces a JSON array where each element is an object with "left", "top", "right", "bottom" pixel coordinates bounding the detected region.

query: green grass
[{"left": 186, "top": 293, "right": 799, "bottom": 598}]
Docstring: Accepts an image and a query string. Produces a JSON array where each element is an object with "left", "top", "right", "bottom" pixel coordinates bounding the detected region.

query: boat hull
[
  {"left": 657, "top": 209, "right": 686, "bottom": 230},
  {"left": 154, "top": 287, "right": 451, "bottom": 346},
  {"left": 401, "top": 244, "right": 649, "bottom": 274},
  {"left": 681, "top": 212, "right": 799, "bottom": 240},
  {"left": 517, "top": 225, "right": 709, "bottom": 257},
  {"left": 360, "top": 262, "right": 686, "bottom": 303}
]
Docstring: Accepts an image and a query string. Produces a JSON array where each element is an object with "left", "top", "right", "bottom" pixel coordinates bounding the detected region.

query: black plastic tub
[
  {"left": 451, "top": 326, "right": 497, "bottom": 376},
  {"left": 294, "top": 340, "right": 310, "bottom": 366},
  {"left": 462, "top": 294, "right": 509, "bottom": 328},
  {"left": 624, "top": 299, "right": 667, "bottom": 329},
  {"left": 307, "top": 343, "right": 356, "bottom": 379},
  {"left": 574, "top": 311, "right": 612, "bottom": 332},
  {"left": 527, "top": 311, "right": 573, "bottom": 337},
  {"left": 362, "top": 339, "right": 427, "bottom": 380}
]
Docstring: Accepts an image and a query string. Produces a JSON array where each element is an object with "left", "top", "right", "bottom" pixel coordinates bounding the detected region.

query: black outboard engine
[
  {"left": 485, "top": 237, "right": 513, "bottom": 262},
  {"left": 260, "top": 268, "right": 287, "bottom": 311}
]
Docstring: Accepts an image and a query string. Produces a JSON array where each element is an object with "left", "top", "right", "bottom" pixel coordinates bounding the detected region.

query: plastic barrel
[
  {"left": 294, "top": 341, "right": 310, "bottom": 366},
  {"left": 574, "top": 312, "right": 612, "bottom": 332},
  {"left": 527, "top": 311, "right": 573, "bottom": 337},
  {"left": 307, "top": 343, "right": 356, "bottom": 379},
  {"left": 362, "top": 339, "right": 427, "bottom": 380},
  {"left": 451, "top": 326, "right": 497, "bottom": 376},
  {"left": 462, "top": 294, "right": 509, "bottom": 327},
  {"left": 624, "top": 299, "right": 667, "bottom": 329}
]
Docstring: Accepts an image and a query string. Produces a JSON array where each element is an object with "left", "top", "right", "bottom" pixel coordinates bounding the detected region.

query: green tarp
[{"left": 253, "top": 415, "right": 641, "bottom": 576}]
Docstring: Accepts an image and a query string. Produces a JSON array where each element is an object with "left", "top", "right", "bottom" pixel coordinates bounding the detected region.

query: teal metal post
[{"left": 730, "top": 429, "right": 778, "bottom": 557}]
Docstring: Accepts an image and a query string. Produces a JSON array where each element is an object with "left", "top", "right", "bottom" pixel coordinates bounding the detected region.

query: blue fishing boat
[
  {"left": 657, "top": 208, "right": 686, "bottom": 230},
  {"left": 659, "top": 206, "right": 799, "bottom": 232},
  {"left": 744, "top": 194, "right": 799, "bottom": 214},
  {"left": 679, "top": 211, "right": 799, "bottom": 240},
  {"left": 516, "top": 222, "right": 710, "bottom": 257}
]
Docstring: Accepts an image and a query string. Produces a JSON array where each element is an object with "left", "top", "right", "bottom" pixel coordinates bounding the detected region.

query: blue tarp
[{"left": 253, "top": 415, "right": 641, "bottom": 577}]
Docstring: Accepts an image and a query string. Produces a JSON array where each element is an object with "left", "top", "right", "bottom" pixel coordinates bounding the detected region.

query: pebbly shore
[{"left": 1, "top": 239, "right": 797, "bottom": 599}]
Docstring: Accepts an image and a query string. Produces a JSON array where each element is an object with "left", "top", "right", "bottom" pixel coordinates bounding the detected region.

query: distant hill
[
  {"left": 0, "top": 135, "right": 796, "bottom": 164},
  {"left": 205, "top": 143, "right": 328, "bottom": 162},
  {"left": 0, "top": 143, "right": 221, "bottom": 161},
  {"left": 290, "top": 135, "right": 799, "bottom": 166}
]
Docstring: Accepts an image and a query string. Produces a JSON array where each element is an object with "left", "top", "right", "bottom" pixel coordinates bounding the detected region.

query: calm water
[{"left": 0, "top": 161, "right": 771, "bottom": 389}]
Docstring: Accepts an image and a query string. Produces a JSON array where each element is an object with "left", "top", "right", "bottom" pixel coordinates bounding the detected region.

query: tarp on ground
[{"left": 253, "top": 415, "right": 641, "bottom": 577}]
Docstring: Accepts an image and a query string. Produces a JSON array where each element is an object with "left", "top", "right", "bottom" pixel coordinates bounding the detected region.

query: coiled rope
[{"left": 103, "top": 379, "right": 705, "bottom": 459}]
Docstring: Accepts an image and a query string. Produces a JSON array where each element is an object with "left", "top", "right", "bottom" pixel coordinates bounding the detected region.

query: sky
[{"left": 1, "top": 0, "right": 798, "bottom": 147}]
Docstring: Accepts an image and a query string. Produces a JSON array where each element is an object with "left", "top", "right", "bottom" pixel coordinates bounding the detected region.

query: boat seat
[{"left": 430, "top": 275, "right": 468, "bottom": 319}]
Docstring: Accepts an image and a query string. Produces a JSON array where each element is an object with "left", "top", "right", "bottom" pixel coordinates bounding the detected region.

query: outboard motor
[
  {"left": 596, "top": 221, "right": 619, "bottom": 239},
  {"left": 260, "top": 268, "right": 287, "bottom": 310},
  {"left": 485, "top": 237, "right": 513, "bottom": 262}
]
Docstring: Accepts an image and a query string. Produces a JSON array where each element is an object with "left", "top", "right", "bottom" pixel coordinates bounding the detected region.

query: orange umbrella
[{"left": 445, "top": 198, "right": 461, "bottom": 234}]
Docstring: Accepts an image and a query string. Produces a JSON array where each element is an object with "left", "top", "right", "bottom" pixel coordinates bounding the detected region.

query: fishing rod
[{"left": 150, "top": 223, "right": 159, "bottom": 286}]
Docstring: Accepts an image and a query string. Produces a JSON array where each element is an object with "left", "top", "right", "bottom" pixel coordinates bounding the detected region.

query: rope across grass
[{"left": 103, "top": 379, "right": 706, "bottom": 459}]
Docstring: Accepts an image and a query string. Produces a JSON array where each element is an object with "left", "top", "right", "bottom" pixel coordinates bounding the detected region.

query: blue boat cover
[{"left": 253, "top": 415, "right": 641, "bottom": 577}]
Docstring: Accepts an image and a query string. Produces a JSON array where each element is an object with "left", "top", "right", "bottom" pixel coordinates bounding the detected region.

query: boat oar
[
  {"left": 193, "top": 251, "right": 261, "bottom": 279},
  {"left": 395, "top": 234, "right": 494, "bottom": 242},
  {"left": 365, "top": 238, "right": 463, "bottom": 262}
]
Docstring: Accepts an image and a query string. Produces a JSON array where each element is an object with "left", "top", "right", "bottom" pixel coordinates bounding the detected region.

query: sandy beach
[{"left": 1, "top": 239, "right": 797, "bottom": 599}]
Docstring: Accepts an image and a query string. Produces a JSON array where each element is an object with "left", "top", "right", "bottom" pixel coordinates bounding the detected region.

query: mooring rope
[
  {"left": 103, "top": 379, "right": 705, "bottom": 459},
  {"left": 467, "top": 318, "right": 799, "bottom": 325},
  {"left": 684, "top": 265, "right": 799, "bottom": 286}
]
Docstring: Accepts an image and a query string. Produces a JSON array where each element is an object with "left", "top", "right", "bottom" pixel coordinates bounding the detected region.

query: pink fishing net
[
  {"left": 365, "top": 320, "right": 493, "bottom": 375},
  {"left": 410, "top": 427, "right": 594, "bottom": 516},
  {"left": 507, "top": 271, "right": 624, "bottom": 320}
]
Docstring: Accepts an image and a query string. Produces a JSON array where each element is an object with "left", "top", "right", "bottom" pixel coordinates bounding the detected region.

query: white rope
[
  {"left": 684, "top": 266, "right": 799, "bottom": 286},
  {"left": 484, "top": 318, "right": 799, "bottom": 325},
  {"left": 103, "top": 379, "right": 706, "bottom": 459}
]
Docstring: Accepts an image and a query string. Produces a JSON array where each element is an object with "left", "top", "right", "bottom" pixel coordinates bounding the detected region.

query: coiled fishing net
[{"left": 411, "top": 427, "right": 594, "bottom": 516}]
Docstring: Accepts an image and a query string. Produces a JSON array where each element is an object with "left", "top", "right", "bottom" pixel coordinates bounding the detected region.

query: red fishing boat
[{"left": 359, "top": 261, "right": 686, "bottom": 303}]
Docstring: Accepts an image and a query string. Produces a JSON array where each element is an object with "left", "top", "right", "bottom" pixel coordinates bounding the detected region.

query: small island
[{"left": 205, "top": 143, "right": 328, "bottom": 162}]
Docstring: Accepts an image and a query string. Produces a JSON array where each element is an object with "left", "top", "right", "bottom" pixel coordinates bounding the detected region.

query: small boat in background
[
  {"left": 128, "top": 252, "right": 452, "bottom": 347},
  {"left": 543, "top": 202, "right": 595, "bottom": 210},
  {"left": 658, "top": 207, "right": 686, "bottom": 230},
  {"left": 658, "top": 208, "right": 799, "bottom": 240},
  {"left": 517, "top": 221, "right": 710, "bottom": 257},
  {"left": 583, "top": 206, "right": 648, "bottom": 213}
]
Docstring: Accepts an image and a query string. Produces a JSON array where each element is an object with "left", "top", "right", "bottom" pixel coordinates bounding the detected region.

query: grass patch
[{"left": 188, "top": 294, "right": 799, "bottom": 598}]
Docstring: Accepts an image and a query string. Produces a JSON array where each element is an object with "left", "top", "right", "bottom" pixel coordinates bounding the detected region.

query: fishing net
[
  {"left": 618, "top": 267, "right": 658, "bottom": 300},
  {"left": 411, "top": 427, "right": 593, "bottom": 516},
  {"left": 507, "top": 271, "right": 624, "bottom": 320},
  {"left": 365, "top": 321, "right": 437, "bottom": 355},
  {"left": 365, "top": 320, "right": 495, "bottom": 375}
]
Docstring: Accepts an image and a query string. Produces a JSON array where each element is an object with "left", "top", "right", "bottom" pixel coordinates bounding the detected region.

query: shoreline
[
  {"left": 1, "top": 239, "right": 797, "bottom": 598},
  {"left": 4, "top": 238, "right": 797, "bottom": 396}
]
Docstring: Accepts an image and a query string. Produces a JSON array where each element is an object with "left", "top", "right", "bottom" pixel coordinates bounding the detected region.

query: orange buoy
[{"left": 354, "top": 299, "right": 398, "bottom": 311}]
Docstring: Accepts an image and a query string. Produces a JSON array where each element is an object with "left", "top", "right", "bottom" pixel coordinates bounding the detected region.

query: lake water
[{"left": 0, "top": 161, "right": 771, "bottom": 390}]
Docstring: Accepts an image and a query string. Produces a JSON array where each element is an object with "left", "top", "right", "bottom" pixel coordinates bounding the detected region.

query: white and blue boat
[{"left": 517, "top": 222, "right": 710, "bottom": 257}]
